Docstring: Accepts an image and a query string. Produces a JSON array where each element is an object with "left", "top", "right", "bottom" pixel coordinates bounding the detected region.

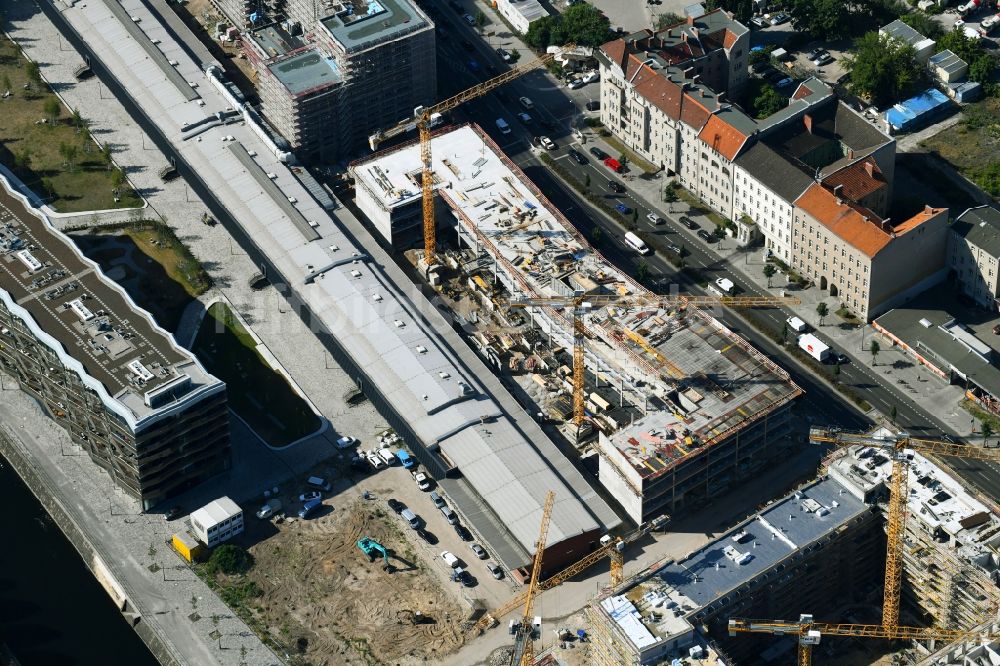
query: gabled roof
[
  {"left": 822, "top": 158, "right": 886, "bottom": 204},
  {"left": 699, "top": 113, "right": 748, "bottom": 160},
  {"left": 795, "top": 183, "right": 890, "bottom": 258},
  {"left": 734, "top": 142, "right": 814, "bottom": 203},
  {"left": 680, "top": 93, "right": 712, "bottom": 129},
  {"left": 953, "top": 206, "right": 1000, "bottom": 257}
]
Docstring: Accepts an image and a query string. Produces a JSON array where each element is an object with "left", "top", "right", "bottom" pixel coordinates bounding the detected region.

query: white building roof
[{"left": 191, "top": 496, "right": 242, "bottom": 528}]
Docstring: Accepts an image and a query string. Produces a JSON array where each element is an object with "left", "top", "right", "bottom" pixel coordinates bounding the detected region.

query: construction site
[
  {"left": 350, "top": 123, "right": 803, "bottom": 524},
  {"left": 581, "top": 427, "right": 1000, "bottom": 665}
]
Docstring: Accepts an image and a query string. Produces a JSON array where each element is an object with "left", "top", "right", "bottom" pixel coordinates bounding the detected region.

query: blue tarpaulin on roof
[{"left": 885, "top": 88, "right": 952, "bottom": 132}]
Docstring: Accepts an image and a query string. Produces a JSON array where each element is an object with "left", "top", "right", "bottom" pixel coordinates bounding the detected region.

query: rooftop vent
[
  {"left": 372, "top": 293, "right": 383, "bottom": 302},
  {"left": 919, "top": 318, "right": 932, "bottom": 328}
]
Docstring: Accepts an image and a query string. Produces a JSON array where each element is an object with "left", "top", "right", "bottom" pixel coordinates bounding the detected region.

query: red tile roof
[
  {"left": 680, "top": 93, "right": 711, "bottom": 129},
  {"left": 822, "top": 159, "right": 886, "bottom": 204},
  {"left": 698, "top": 114, "right": 748, "bottom": 160},
  {"left": 795, "top": 183, "right": 891, "bottom": 258},
  {"left": 602, "top": 38, "right": 629, "bottom": 69},
  {"left": 723, "top": 29, "right": 739, "bottom": 49}
]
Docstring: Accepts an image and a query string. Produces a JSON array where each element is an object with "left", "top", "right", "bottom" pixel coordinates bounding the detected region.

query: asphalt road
[{"left": 426, "top": 5, "right": 1000, "bottom": 502}]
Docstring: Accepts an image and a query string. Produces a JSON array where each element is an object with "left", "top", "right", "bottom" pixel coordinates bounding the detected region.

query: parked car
[
  {"left": 567, "top": 78, "right": 585, "bottom": 89},
  {"left": 697, "top": 229, "right": 713, "bottom": 241},
  {"left": 646, "top": 212, "right": 664, "bottom": 225},
  {"left": 448, "top": 0, "right": 461, "bottom": 10},
  {"left": 615, "top": 202, "right": 632, "bottom": 215},
  {"left": 585, "top": 100, "right": 600, "bottom": 111},
  {"left": 517, "top": 112, "right": 532, "bottom": 124},
  {"left": 470, "top": 543, "right": 488, "bottom": 559},
  {"left": 461, "top": 40, "right": 474, "bottom": 51},
  {"left": 770, "top": 11, "right": 790, "bottom": 24},
  {"left": 813, "top": 53, "right": 834, "bottom": 66},
  {"left": 417, "top": 528, "right": 438, "bottom": 545},
  {"left": 835, "top": 352, "right": 849, "bottom": 365},
  {"left": 608, "top": 180, "right": 626, "bottom": 193},
  {"left": 807, "top": 47, "right": 826, "bottom": 60},
  {"left": 751, "top": 60, "right": 771, "bottom": 73},
  {"left": 256, "top": 499, "right": 282, "bottom": 520},
  {"left": 430, "top": 491, "right": 446, "bottom": 508},
  {"left": 496, "top": 47, "right": 512, "bottom": 62},
  {"left": 367, "top": 451, "right": 386, "bottom": 469},
  {"left": 539, "top": 136, "right": 556, "bottom": 150},
  {"left": 298, "top": 498, "right": 322, "bottom": 519},
  {"left": 454, "top": 523, "right": 473, "bottom": 541},
  {"left": 414, "top": 472, "right": 432, "bottom": 491},
  {"left": 165, "top": 506, "right": 184, "bottom": 521},
  {"left": 680, "top": 216, "right": 698, "bottom": 230},
  {"left": 335, "top": 436, "right": 357, "bottom": 449},
  {"left": 589, "top": 146, "right": 609, "bottom": 160},
  {"left": 519, "top": 96, "right": 534, "bottom": 110},
  {"left": 387, "top": 498, "right": 406, "bottom": 514},
  {"left": 298, "top": 491, "right": 322, "bottom": 503},
  {"left": 467, "top": 59, "right": 480, "bottom": 72},
  {"left": 487, "top": 562, "right": 504, "bottom": 579},
  {"left": 569, "top": 149, "right": 587, "bottom": 165},
  {"left": 463, "top": 12, "right": 475, "bottom": 24},
  {"left": 441, "top": 551, "right": 460, "bottom": 567},
  {"left": 668, "top": 243, "right": 683, "bottom": 255},
  {"left": 751, "top": 16, "right": 768, "bottom": 28}
]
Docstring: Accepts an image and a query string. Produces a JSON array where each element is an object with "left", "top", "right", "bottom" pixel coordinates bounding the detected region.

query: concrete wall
[{"left": 868, "top": 208, "right": 949, "bottom": 318}]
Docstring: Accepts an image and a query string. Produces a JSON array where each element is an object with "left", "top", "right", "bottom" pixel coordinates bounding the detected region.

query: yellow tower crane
[
  {"left": 471, "top": 514, "right": 670, "bottom": 634},
  {"left": 728, "top": 615, "right": 1000, "bottom": 666},
  {"left": 808, "top": 426, "right": 1000, "bottom": 629},
  {"left": 509, "top": 293, "right": 801, "bottom": 434},
  {"left": 368, "top": 46, "right": 574, "bottom": 267},
  {"left": 510, "top": 491, "right": 556, "bottom": 666}
]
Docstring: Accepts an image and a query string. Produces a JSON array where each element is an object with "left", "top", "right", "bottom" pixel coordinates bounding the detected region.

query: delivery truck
[{"left": 798, "top": 333, "right": 831, "bottom": 363}]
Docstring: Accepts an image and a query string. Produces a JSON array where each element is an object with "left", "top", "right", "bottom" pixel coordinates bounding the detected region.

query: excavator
[{"left": 357, "top": 537, "right": 394, "bottom": 573}]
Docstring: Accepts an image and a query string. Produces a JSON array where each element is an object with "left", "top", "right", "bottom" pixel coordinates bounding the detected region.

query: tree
[
  {"left": 833, "top": 363, "right": 841, "bottom": 382},
  {"left": 899, "top": 11, "right": 943, "bottom": 39},
  {"left": 474, "top": 9, "right": 487, "bottom": 32},
  {"left": 663, "top": 182, "right": 679, "bottom": 210},
  {"left": 25, "top": 60, "right": 41, "bottom": 84},
  {"left": 206, "top": 544, "right": 254, "bottom": 575},
  {"left": 752, "top": 83, "right": 787, "bottom": 119},
  {"left": 13, "top": 147, "right": 31, "bottom": 171},
  {"left": 525, "top": 3, "right": 611, "bottom": 48},
  {"left": 636, "top": 259, "right": 650, "bottom": 283},
  {"left": 43, "top": 96, "right": 61, "bottom": 123},
  {"left": 787, "top": 0, "right": 851, "bottom": 41},
  {"left": 845, "top": 32, "right": 922, "bottom": 108},
  {"left": 619, "top": 152, "right": 630, "bottom": 172},
  {"left": 968, "top": 54, "right": 996, "bottom": 86},
  {"left": 938, "top": 28, "right": 982, "bottom": 64},
  {"left": 983, "top": 421, "right": 994, "bottom": 447},
  {"left": 559, "top": 3, "right": 613, "bottom": 47},
  {"left": 40, "top": 178, "right": 57, "bottom": 200},
  {"left": 816, "top": 302, "right": 829, "bottom": 326},
  {"left": 590, "top": 226, "right": 602, "bottom": 244},
  {"left": 1, "top": 74, "right": 9, "bottom": 93},
  {"left": 584, "top": 172, "right": 591, "bottom": 190},
  {"left": 889, "top": 404, "right": 898, "bottom": 424},
  {"left": 869, "top": 339, "right": 881, "bottom": 366},
  {"left": 655, "top": 13, "right": 684, "bottom": 29},
  {"left": 59, "top": 142, "right": 79, "bottom": 171},
  {"left": 763, "top": 263, "right": 777, "bottom": 287},
  {"left": 111, "top": 167, "right": 125, "bottom": 190},
  {"left": 781, "top": 322, "right": 788, "bottom": 344},
  {"left": 749, "top": 48, "right": 772, "bottom": 66},
  {"left": 100, "top": 143, "right": 113, "bottom": 169}
]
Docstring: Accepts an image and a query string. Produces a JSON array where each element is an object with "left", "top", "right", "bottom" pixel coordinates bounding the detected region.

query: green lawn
[
  {"left": 0, "top": 39, "right": 142, "bottom": 212},
  {"left": 194, "top": 303, "right": 321, "bottom": 447}
]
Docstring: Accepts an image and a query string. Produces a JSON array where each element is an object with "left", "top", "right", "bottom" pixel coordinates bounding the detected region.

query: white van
[
  {"left": 786, "top": 316, "right": 808, "bottom": 333},
  {"left": 496, "top": 118, "right": 511, "bottom": 134},
  {"left": 624, "top": 231, "right": 651, "bottom": 255},
  {"left": 377, "top": 448, "right": 397, "bottom": 466}
]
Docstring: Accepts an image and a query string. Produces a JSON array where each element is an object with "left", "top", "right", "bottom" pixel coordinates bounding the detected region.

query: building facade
[
  {"left": 495, "top": 0, "right": 550, "bottom": 34},
  {"left": 0, "top": 183, "right": 230, "bottom": 510},
  {"left": 190, "top": 496, "right": 245, "bottom": 547},
  {"left": 792, "top": 183, "right": 948, "bottom": 320},
  {"left": 950, "top": 205, "right": 1000, "bottom": 310}
]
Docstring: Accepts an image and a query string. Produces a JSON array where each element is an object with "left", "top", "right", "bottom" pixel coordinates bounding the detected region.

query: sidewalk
[{"left": 584, "top": 132, "right": 977, "bottom": 438}]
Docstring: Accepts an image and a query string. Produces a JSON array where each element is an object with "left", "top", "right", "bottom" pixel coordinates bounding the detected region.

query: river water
[{"left": 0, "top": 453, "right": 159, "bottom": 666}]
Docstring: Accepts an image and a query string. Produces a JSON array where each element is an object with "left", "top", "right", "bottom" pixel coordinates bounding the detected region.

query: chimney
[
  {"left": 717, "top": 92, "right": 726, "bottom": 102},
  {"left": 803, "top": 114, "right": 813, "bottom": 134},
  {"left": 832, "top": 184, "right": 843, "bottom": 197},
  {"left": 682, "top": 33, "right": 688, "bottom": 43},
  {"left": 687, "top": 14, "right": 696, "bottom": 25},
  {"left": 864, "top": 161, "right": 875, "bottom": 178},
  {"left": 924, "top": 204, "right": 934, "bottom": 214},
  {"left": 848, "top": 149, "right": 855, "bottom": 159}
]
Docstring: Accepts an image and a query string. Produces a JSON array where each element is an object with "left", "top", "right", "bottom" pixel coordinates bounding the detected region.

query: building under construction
[
  {"left": 350, "top": 123, "right": 802, "bottom": 523},
  {"left": 828, "top": 444, "right": 1000, "bottom": 632},
  {"left": 585, "top": 474, "right": 884, "bottom": 665}
]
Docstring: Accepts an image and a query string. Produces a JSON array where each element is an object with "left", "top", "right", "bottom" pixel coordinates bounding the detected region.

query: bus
[{"left": 624, "top": 231, "right": 651, "bottom": 255}]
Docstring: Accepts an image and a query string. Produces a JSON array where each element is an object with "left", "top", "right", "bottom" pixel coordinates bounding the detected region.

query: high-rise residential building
[
  {"left": 0, "top": 183, "right": 230, "bottom": 510},
  {"left": 240, "top": 0, "right": 436, "bottom": 162}
]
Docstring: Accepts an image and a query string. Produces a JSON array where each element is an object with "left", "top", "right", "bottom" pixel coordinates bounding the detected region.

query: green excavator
[{"left": 357, "top": 537, "right": 394, "bottom": 573}]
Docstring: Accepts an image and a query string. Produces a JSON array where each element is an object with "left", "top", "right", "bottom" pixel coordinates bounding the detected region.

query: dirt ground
[
  {"left": 244, "top": 493, "right": 468, "bottom": 665},
  {"left": 172, "top": 0, "right": 258, "bottom": 89}
]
